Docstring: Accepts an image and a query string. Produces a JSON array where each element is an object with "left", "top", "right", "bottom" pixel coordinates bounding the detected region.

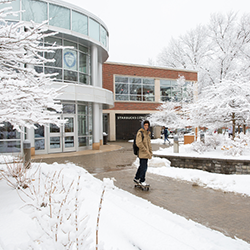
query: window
[
  {"left": 78, "top": 103, "right": 92, "bottom": 147},
  {"left": 22, "top": 0, "right": 47, "bottom": 23},
  {"left": 45, "top": 37, "right": 62, "bottom": 68},
  {"left": 0, "top": 122, "right": 21, "bottom": 153},
  {"left": 72, "top": 11, "right": 88, "bottom": 35},
  {"left": 49, "top": 4, "right": 70, "bottom": 30},
  {"left": 35, "top": 124, "right": 45, "bottom": 151},
  {"left": 63, "top": 49, "right": 77, "bottom": 71},
  {"left": 115, "top": 76, "right": 155, "bottom": 102},
  {"left": 1, "top": 1, "right": 20, "bottom": 20},
  {"left": 100, "top": 26, "right": 107, "bottom": 47},
  {"left": 36, "top": 37, "right": 91, "bottom": 85},
  {"left": 160, "top": 80, "right": 173, "bottom": 102},
  {"left": 63, "top": 104, "right": 75, "bottom": 114},
  {"left": 160, "top": 80, "right": 193, "bottom": 102},
  {"left": 89, "top": 18, "right": 100, "bottom": 41}
]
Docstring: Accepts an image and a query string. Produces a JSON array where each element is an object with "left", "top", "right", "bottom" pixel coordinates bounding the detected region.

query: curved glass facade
[
  {"left": 0, "top": 0, "right": 113, "bottom": 154},
  {"left": 3, "top": 0, "right": 109, "bottom": 49}
]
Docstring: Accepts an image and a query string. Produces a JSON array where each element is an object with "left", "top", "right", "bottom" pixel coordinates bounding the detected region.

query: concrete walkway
[{"left": 33, "top": 142, "right": 250, "bottom": 244}]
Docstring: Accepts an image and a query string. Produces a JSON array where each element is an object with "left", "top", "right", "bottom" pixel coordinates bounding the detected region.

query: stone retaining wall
[{"left": 154, "top": 154, "right": 250, "bottom": 175}]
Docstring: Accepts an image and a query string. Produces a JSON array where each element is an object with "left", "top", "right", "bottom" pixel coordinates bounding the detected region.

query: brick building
[{"left": 103, "top": 62, "right": 198, "bottom": 141}]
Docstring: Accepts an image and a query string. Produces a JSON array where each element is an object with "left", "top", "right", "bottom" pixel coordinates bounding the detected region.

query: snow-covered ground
[
  {"left": 0, "top": 150, "right": 250, "bottom": 249},
  {"left": 147, "top": 134, "right": 250, "bottom": 196}
]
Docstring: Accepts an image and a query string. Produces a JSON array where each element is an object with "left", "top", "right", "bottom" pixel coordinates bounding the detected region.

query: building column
[
  {"left": 99, "top": 62, "right": 103, "bottom": 145},
  {"left": 93, "top": 103, "right": 101, "bottom": 150},
  {"left": 91, "top": 44, "right": 101, "bottom": 149},
  {"left": 98, "top": 62, "right": 102, "bottom": 88},
  {"left": 99, "top": 105, "right": 103, "bottom": 145},
  {"left": 155, "top": 79, "right": 161, "bottom": 102},
  {"left": 26, "top": 127, "right": 35, "bottom": 156},
  {"left": 109, "top": 111, "right": 116, "bottom": 141},
  {"left": 91, "top": 45, "right": 98, "bottom": 87}
]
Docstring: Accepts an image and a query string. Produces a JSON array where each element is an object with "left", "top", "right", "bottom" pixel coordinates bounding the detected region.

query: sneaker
[
  {"left": 133, "top": 178, "right": 140, "bottom": 184},
  {"left": 140, "top": 181, "right": 149, "bottom": 186}
]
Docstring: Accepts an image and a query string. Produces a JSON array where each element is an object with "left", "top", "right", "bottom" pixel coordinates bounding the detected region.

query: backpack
[
  {"left": 133, "top": 131, "right": 144, "bottom": 155},
  {"left": 167, "top": 129, "right": 170, "bottom": 135}
]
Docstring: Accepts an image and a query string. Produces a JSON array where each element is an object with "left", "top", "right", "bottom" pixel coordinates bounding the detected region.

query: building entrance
[
  {"left": 48, "top": 114, "right": 76, "bottom": 153},
  {"left": 116, "top": 114, "right": 148, "bottom": 140}
]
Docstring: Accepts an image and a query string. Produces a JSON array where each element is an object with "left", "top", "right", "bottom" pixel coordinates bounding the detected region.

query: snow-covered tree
[
  {"left": 147, "top": 101, "right": 189, "bottom": 128},
  {"left": 188, "top": 76, "right": 250, "bottom": 138},
  {"left": 148, "top": 76, "right": 193, "bottom": 129},
  {"left": 0, "top": 3, "right": 65, "bottom": 131},
  {"left": 158, "top": 25, "right": 210, "bottom": 71},
  {"left": 157, "top": 12, "right": 250, "bottom": 88},
  {"left": 175, "top": 75, "right": 193, "bottom": 105}
]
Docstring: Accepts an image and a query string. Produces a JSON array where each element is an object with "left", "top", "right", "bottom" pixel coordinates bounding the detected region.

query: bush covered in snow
[
  {"left": 191, "top": 133, "right": 250, "bottom": 156},
  {"left": 191, "top": 133, "right": 222, "bottom": 153},
  {"left": 221, "top": 133, "right": 250, "bottom": 156}
]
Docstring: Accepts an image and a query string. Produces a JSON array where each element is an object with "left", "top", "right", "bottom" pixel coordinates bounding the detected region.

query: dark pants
[{"left": 135, "top": 158, "right": 148, "bottom": 183}]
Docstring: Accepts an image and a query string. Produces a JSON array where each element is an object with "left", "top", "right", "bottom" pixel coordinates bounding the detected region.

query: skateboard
[{"left": 134, "top": 183, "right": 150, "bottom": 191}]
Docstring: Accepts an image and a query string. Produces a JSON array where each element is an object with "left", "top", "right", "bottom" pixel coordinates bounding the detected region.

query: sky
[{"left": 68, "top": 0, "right": 250, "bottom": 65}]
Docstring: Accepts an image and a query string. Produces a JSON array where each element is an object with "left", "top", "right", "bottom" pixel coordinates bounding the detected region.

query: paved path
[{"left": 34, "top": 142, "right": 250, "bottom": 243}]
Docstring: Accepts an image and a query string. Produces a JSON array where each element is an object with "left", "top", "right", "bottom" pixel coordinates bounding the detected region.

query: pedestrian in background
[{"left": 163, "top": 126, "right": 170, "bottom": 145}]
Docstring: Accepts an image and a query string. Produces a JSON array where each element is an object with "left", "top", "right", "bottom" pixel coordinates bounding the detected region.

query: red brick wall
[
  {"left": 102, "top": 62, "right": 198, "bottom": 111},
  {"left": 108, "top": 102, "right": 161, "bottom": 111},
  {"left": 103, "top": 62, "right": 197, "bottom": 92}
]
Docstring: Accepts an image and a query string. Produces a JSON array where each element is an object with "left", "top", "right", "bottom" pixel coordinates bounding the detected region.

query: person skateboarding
[{"left": 133, "top": 120, "right": 152, "bottom": 187}]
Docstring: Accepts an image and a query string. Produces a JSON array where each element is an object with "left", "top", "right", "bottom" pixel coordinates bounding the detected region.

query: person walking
[
  {"left": 163, "top": 126, "right": 170, "bottom": 145},
  {"left": 134, "top": 120, "right": 152, "bottom": 186}
]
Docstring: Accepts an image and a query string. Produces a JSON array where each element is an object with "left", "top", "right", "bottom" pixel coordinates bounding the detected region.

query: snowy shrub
[
  {"left": 221, "top": 133, "right": 250, "bottom": 156},
  {"left": 0, "top": 156, "right": 36, "bottom": 189},
  {"left": 96, "top": 178, "right": 115, "bottom": 250},
  {"left": 191, "top": 134, "right": 222, "bottom": 153},
  {"left": 25, "top": 169, "right": 92, "bottom": 249}
]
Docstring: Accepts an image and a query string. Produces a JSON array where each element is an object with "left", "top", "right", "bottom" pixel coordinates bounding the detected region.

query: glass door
[
  {"left": 48, "top": 115, "right": 76, "bottom": 153},
  {"left": 63, "top": 115, "right": 76, "bottom": 152},
  {"left": 49, "top": 123, "right": 62, "bottom": 153}
]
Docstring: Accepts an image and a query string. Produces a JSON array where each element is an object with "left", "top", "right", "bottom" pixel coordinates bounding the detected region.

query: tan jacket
[{"left": 136, "top": 128, "right": 152, "bottom": 159}]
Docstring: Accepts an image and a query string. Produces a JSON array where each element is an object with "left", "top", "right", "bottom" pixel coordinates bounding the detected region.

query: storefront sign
[{"left": 116, "top": 115, "right": 146, "bottom": 120}]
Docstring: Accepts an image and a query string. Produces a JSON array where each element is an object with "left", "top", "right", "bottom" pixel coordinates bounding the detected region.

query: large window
[
  {"left": 37, "top": 37, "right": 90, "bottom": 85},
  {"left": 115, "top": 76, "right": 155, "bottom": 102},
  {"left": 160, "top": 80, "right": 193, "bottom": 102}
]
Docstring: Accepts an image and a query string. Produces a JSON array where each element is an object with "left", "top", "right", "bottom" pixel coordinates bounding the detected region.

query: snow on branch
[{"left": 0, "top": 3, "right": 66, "bottom": 131}]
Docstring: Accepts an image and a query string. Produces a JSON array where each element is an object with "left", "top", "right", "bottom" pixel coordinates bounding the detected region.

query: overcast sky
[{"left": 69, "top": 0, "right": 250, "bottom": 65}]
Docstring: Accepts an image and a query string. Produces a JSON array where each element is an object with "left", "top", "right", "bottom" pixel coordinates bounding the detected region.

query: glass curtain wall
[
  {"left": 6, "top": 0, "right": 109, "bottom": 49},
  {"left": 34, "top": 102, "right": 93, "bottom": 153},
  {"left": 34, "top": 36, "right": 90, "bottom": 85}
]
